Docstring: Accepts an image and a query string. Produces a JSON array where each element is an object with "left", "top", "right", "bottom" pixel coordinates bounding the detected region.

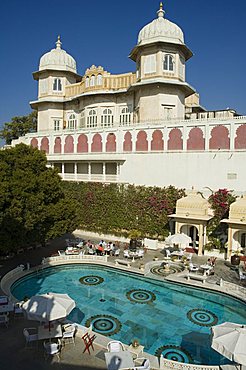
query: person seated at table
[
  {"left": 110, "top": 243, "right": 116, "bottom": 255},
  {"left": 210, "top": 257, "right": 217, "bottom": 267},
  {"left": 88, "top": 245, "right": 95, "bottom": 255},
  {"left": 96, "top": 245, "right": 105, "bottom": 256},
  {"left": 105, "top": 244, "right": 111, "bottom": 255},
  {"left": 207, "top": 258, "right": 212, "bottom": 266},
  {"left": 244, "top": 260, "right": 246, "bottom": 271}
]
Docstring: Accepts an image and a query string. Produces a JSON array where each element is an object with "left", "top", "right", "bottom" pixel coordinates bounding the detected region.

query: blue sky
[{"left": 0, "top": 0, "right": 246, "bottom": 132}]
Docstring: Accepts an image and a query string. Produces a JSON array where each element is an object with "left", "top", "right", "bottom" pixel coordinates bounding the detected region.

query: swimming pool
[{"left": 11, "top": 264, "right": 246, "bottom": 365}]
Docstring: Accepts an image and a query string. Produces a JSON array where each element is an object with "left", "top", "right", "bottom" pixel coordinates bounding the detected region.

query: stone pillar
[
  {"left": 74, "top": 162, "right": 77, "bottom": 181},
  {"left": 62, "top": 163, "right": 65, "bottom": 180},
  {"left": 227, "top": 225, "right": 233, "bottom": 260},
  {"left": 198, "top": 223, "right": 203, "bottom": 256},
  {"left": 88, "top": 162, "right": 91, "bottom": 181}
]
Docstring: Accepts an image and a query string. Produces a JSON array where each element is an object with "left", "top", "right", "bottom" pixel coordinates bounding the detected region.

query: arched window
[
  {"left": 85, "top": 76, "right": 89, "bottom": 88},
  {"left": 120, "top": 107, "right": 131, "bottom": 125},
  {"left": 80, "top": 110, "right": 85, "bottom": 128},
  {"left": 101, "top": 108, "right": 113, "bottom": 127},
  {"left": 68, "top": 114, "right": 77, "bottom": 129},
  {"left": 163, "top": 54, "right": 174, "bottom": 71},
  {"left": 90, "top": 75, "right": 95, "bottom": 87},
  {"left": 53, "top": 78, "right": 62, "bottom": 91},
  {"left": 87, "top": 109, "right": 97, "bottom": 128},
  {"left": 97, "top": 74, "right": 102, "bottom": 85}
]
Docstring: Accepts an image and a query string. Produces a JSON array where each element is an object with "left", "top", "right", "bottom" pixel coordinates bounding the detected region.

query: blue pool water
[{"left": 11, "top": 265, "right": 246, "bottom": 365}]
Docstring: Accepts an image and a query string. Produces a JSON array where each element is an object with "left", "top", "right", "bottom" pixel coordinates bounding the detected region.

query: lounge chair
[
  {"left": 23, "top": 327, "right": 38, "bottom": 347},
  {"left": 107, "top": 340, "right": 125, "bottom": 352}
]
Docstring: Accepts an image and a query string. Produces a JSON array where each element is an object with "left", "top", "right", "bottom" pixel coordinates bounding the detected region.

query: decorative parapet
[{"left": 65, "top": 71, "right": 136, "bottom": 97}]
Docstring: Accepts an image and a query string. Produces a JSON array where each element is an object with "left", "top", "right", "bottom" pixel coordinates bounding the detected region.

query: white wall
[{"left": 119, "top": 151, "right": 246, "bottom": 193}]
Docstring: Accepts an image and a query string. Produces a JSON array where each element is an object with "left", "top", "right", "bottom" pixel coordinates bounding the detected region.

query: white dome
[
  {"left": 39, "top": 36, "right": 77, "bottom": 73},
  {"left": 138, "top": 5, "right": 184, "bottom": 46}
]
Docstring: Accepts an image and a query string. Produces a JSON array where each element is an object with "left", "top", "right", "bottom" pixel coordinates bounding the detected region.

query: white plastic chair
[
  {"left": 239, "top": 268, "right": 246, "bottom": 281},
  {"left": 123, "top": 250, "right": 130, "bottom": 258},
  {"left": 107, "top": 340, "right": 125, "bottom": 352},
  {"left": 44, "top": 339, "right": 61, "bottom": 361},
  {"left": 137, "top": 249, "right": 144, "bottom": 258},
  {"left": 0, "top": 314, "right": 9, "bottom": 328},
  {"left": 163, "top": 249, "right": 171, "bottom": 260},
  {"left": 133, "top": 358, "right": 151, "bottom": 370},
  {"left": 23, "top": 327, "right": 38, "bottom": 347},
  {"left": 114, "top": 249, "right": 120, "bottom": 257},
  {"left": 14, "top": 302, "right": 24, "bottom": 319},
  {"left": 62, "top": 324, "right": 77, "bottom": 345},
  {"left": 189, "top": 263, "right": 199, "bottom": 272}
]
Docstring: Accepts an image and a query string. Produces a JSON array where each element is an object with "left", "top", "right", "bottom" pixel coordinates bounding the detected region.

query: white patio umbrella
[
  {"left": 165, "top": 233, "right": 192, "bottom": 248},
  {"left": 22, "top": 292, "right": 75, "bottom": 322},
  {"left": 211, "top": 322, "right": 246, "bottom": 367}
]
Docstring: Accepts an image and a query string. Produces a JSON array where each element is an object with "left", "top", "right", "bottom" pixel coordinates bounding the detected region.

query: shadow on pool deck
[{"left": 0, "top": 316, "right": 107, "bottom": 370}]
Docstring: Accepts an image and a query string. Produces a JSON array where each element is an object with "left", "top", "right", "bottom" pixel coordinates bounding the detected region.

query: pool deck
[{"left": 0, "top": 233, "right": 246, "bottom": 370}]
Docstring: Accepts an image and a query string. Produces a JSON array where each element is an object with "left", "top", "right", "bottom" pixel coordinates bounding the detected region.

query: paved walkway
[{"left": 0, "top": 233, "right": 245, "bottom": 370}]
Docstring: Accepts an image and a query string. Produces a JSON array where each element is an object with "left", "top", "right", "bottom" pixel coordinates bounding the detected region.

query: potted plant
[{"left": 231, "top": 248, "right": 241, "bottom": 266}]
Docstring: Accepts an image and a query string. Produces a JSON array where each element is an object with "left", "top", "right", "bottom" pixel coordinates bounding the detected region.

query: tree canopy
[
  {"left": 0, "top": 144, "right": 79, "bottom": 253},
  {"left": 0, "top": 111, "right": 37, "bottom": 145}
]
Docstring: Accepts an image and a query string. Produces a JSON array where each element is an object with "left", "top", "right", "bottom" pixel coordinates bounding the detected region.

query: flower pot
[{"left": 231, "top": 254, "right": 240, "bottom": 266}]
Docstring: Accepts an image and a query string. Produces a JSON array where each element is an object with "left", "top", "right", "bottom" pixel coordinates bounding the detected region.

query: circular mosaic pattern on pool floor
[
  {"left": 79, "top": 275, "right": 104, "bottom": 285},
  {"left": 85, "top": 315, "right": 122, "bottom": 336},
  {"left": 187, "top": 308, "right": 218, "bottom": 327},
  {"left": 126, "top": 289, "right": 156, "bottom": 304},
  {"left": 155, "top": 345, "right": 193, "bottom": 363},
  {"left": 150, "top": 264, "right": 184, "bottom": 277}
]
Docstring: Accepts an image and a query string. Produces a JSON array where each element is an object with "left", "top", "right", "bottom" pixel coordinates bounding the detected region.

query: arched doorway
[
  {"left": 233, "top": 231, "right": 246, "bottom": 251},
  {"left": 180, "top": 225, "right": 199, "bottom": 248}
]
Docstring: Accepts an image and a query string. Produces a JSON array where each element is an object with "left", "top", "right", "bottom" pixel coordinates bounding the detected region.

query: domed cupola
[
  {"left": 39, "top": 36, "right": 77, "bottom": 73},
  {"left": 138, "top": 3, "right": 184, "bottom": 46}
]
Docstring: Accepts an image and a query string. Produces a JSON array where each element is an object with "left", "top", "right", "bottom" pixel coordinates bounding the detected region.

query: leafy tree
[
  {"left": 206, "top": 189, "right": 237, "bottom": 247},
  {"left": 0, "top": 144, "right": 79, "bottom": 253},
  {"left": 0, "top": 111, "right": 37, "bottom": 145}
]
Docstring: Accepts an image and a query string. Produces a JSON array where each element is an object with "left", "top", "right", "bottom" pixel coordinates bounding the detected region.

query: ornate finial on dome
[
  {"left": 56, "top": 35, "right": 62, "bottom": 50},
  {"left": 157, "top": 2, "right": 165, "bottom": 18}
]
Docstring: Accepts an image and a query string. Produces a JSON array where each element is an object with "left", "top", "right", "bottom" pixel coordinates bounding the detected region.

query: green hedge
[{"left": 62, "top": 182, "right": 185, "bottom": 240}]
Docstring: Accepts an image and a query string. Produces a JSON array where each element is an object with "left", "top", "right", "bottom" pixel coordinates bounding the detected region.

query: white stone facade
[{"left": 13, "top": 4, "right": 246, "bottom": 194}]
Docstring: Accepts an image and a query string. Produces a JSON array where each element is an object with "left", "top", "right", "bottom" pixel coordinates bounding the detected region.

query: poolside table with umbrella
[
  {"left": 22, "top": 292, "right": 76, "bottom": 340},
  {"left": 211, "top": 322, "right": 246, "bottom": 369}
]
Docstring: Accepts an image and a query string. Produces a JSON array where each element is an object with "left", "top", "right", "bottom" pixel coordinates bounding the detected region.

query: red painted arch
[
  {"left": 209, "top": 125, "right": 230, "bottom": 149},
  {"left": 151, "top": 130, "right": 164, "bottom": 151},
  {"left": 235, "top": 125, "right": 246, "bottom": 149},
  {"left": 123, "top": 132, "right": 132, "bottom": 152},
  {"left": 64, "top": 135, "right": 74, "bottom": 153},
  {"left": 168, "top": 128, "right": 183, "bottom": 150},
  {"left": 30, "top": 138, "right": 38, "bottom": 148},
  {"left": 136, "top": 131, "right": 148, "bottom": 151},
  {"left": 54, "top": 137, "right": 62, "bottom": 153},
  {"left": 40, "top": 137, "right": 49, "bottom": 154},
  {"left": 77, "top": 134, "right": 88, "bottom": 153},
  {"left": 91, "top": 133, "right": 102, "bottom": 152},
  {"left": 106, "top": 133, "right": 116, "bottom": 152},
  {"left": 187, "top": 127, "right": 205, "bottom": 150}
]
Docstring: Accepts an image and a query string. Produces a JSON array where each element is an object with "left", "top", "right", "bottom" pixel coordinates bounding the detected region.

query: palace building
[{"left": 13, "top": 3, "right": 246, "bottom": 194}]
